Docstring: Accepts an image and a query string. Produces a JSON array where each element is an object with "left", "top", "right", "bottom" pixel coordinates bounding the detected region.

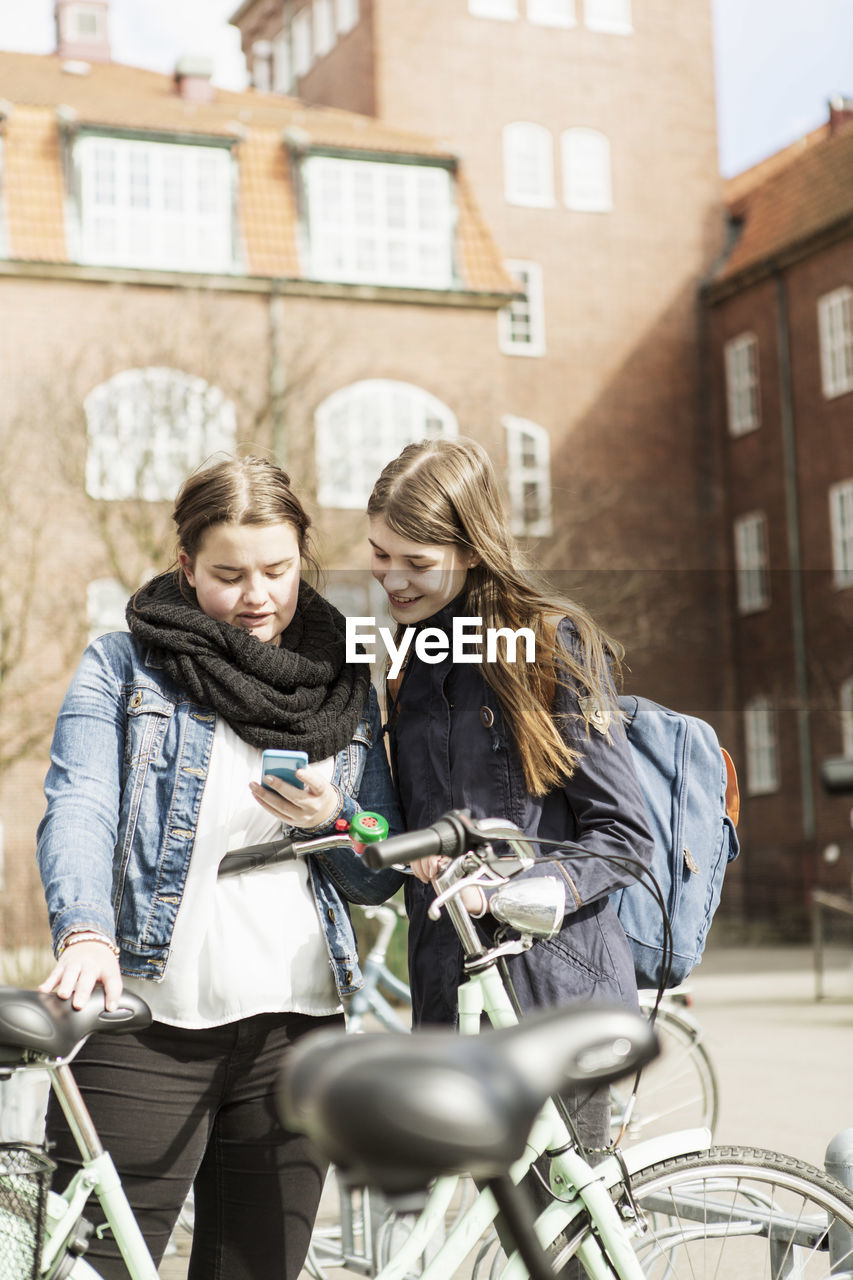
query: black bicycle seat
[
  {"left": 278, "top": 1003, "right": 657, "bottom": 1195},
  {"left": 0, "top": 987, "right": 152, "bottom": 1064}
]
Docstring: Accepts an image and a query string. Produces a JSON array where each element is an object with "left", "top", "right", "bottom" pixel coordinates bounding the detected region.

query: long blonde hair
[{"left": 367, "top": 437, "right": 622, "bottom": 796}]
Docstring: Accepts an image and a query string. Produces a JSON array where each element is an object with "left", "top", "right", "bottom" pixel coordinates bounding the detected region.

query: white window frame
[
  {"left": 830, "top": 480, "right": 853, "bottom": 588},
  {"left": 468, "top": 0, "right": 518, "bottom": 18},
  {"left": 504, "top": 416, "right": 553, "bottom": 536},
  {"left": 313, "top": 0, "right": 336, "bottom": 59},
  {"left": 74, "top": 134, "right": 235, "bottom": 274},
  {"left": 292, "top": 7, "right": 313, "bottom": 77},
  {"left": 498, "top": 261, "right": 546, "bottom": 356},
  {"left": 527, "top": 0, "right": 576, "bottom": 27},
  {"left": 84, "top": 367, "right": 237, "bottom": 502},
  {"left": 562, "top": 128, "right": 612, "bottom": 212},
  {"left": 64, "top": 3, "right": 107, "bottom": 42},
  {"left": 303, "top": 155, "right": 455, "bottom": 289},
  {"left": 744, "top": 697, "right": 779, "bottom": 795},
  {"left": 841, "top": 678, "right": 853, "bottom": 758},
  {"left": 315, "top": 380, "right": 458, "bottom": 509},
  {"left": 818, "top": 286, "right": 853, "bottom": 399},
  {"left": 335, "top": 0, "right": 359, "bottom": 34},
  {"left": 583, "top": 0, "right": 632, "bottom": 34},
  {"left": 272, "top": 30, "right": 293, "bottom": 94},
  {"left": 503, "top": 123, "right": 554, "bottom": 208},
  {"left": 724, "top": 332, "right": 761, "bottom": 436},
  {"left": 734, "top": 511, "right": 770, "bottom": 614}
]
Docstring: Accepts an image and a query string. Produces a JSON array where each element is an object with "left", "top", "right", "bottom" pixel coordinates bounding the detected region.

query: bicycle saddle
[
  {"left": 278, "top": 1003, "right": 657, "bottom": 1195},
  {"left": 0, "top": 987, "right": 152, "bottom": 1064}
]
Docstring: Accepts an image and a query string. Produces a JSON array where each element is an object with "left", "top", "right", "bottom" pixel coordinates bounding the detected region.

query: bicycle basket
[{"left": 0, "top": 1144, "right": 54, "bottom": 1280}]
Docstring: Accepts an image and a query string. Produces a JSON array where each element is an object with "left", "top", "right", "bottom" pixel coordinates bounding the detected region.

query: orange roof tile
[
  {"left": 713, "top": 120, "right": 853, "bottom": 288},
  {"left": 0, "top": 50, "right": 513, "bottom": 295},
  {"left": 3, "top": 106, "right": 68, "bottom": 262}
]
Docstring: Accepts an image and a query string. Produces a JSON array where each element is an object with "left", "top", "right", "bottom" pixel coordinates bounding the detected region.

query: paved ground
[{"left": 159, "top": 942, "right": 853, "bottom": 1277}]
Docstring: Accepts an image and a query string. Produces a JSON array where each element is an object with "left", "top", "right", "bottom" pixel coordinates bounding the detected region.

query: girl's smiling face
[
  {"left": 179, "top": 521, "right": 301, "bottom": 644},
  {"left": 368, "top": 516, "right": 477, "bottom": 625}
]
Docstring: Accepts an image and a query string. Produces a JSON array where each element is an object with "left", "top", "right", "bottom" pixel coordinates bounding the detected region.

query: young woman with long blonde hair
[{"left": 367, "top": 436, "right": 653, "bottom": 1177}]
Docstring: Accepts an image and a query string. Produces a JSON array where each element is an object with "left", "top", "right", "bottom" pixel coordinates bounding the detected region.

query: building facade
[
  {"left": 705, "top": 105, "right": 853, "bottom": 924},
  {"left": 231, "top": 0, "right": 729, "bottom": 715},
  {"left": 0, "top": 14, "right": 517, "bottom": 951}
]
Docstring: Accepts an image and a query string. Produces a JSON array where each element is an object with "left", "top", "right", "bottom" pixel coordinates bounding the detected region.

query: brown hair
[
  {"left": 174, "top": 455, "right": 319, "bottom": 581},
  {"left": 367, "top": 437, "right": 622, "bottom": 795}
]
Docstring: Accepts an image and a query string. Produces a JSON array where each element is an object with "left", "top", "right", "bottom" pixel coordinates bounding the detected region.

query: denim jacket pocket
[{"left": 124, "top": 686, "right": 175, "bottom": 766}]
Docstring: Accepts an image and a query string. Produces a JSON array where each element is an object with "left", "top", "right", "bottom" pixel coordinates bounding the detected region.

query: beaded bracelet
[{"left": 57, "top": 931, "right": 120, "bottom": 958}]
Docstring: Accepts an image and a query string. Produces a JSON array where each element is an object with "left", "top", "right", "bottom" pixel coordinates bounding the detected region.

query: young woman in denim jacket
[
  {"left": 36, "top": 456, "right": 402, "bottom": 1280},
  {"left": 366, "top": 437, "right": 654, "bottom": 1240}
]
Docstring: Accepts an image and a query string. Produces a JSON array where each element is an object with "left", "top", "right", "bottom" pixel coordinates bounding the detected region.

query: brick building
[
  {"left": 230, "top": 0, "right": 728, "bottom": 713},
  {"left": 705, "top": 102, "right": 853, "bottom": 925},
  {"left": 0, "top": 4, "right": 518, "bottom": 950}
]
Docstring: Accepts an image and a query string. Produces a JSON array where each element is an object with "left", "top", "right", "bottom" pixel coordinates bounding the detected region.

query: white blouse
[{"left": 124, "top": 719, "right": 339, "bottom": 1027}]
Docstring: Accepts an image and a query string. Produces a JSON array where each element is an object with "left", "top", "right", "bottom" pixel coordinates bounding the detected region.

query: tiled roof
[
  {"left": 712, "top": 119, "right": 853, "bottom": 288},
  {"left": 0, "top": 51, "right": 513, "bottom": 294}
]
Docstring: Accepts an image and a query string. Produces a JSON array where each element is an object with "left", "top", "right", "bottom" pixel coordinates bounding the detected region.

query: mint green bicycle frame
[{"left": 352, "top": 831, "right": 713, "bottom": 1280}]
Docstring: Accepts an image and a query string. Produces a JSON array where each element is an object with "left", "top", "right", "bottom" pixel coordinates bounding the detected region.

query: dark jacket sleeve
[{"left": 540, "top": 620, "right": 655, "bottom": 911}]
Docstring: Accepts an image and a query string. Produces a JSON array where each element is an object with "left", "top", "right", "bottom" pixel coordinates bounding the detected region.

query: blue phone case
[{"left": 261, "top": 749, "right": 308, "bottom": 790}]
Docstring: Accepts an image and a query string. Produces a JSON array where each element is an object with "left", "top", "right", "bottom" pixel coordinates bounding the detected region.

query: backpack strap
[{"left": 721, "top": 747, "right": 740, "bottom": 828}]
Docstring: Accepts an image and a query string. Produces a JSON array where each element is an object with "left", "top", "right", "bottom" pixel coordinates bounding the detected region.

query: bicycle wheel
[
  {"left": 562, "top": 1146, "right": 853, "bottom": 1278},
  {"left": 610, "top": 1007, "right": 719, "bottom": 1141}
]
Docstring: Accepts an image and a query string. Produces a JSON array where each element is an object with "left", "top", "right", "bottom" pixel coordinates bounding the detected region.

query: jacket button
[
  {"left": 345, "top": 971, "right": 353, "bottom": 984},
  {"left": 480, "top": 706, "right": 495, "bottom": 727},
  {"left": 327, "top": 908, "right": 336, "bottom": 922},
  {"left": 130, "top": 692, "right": 143, "bottom": 708}
]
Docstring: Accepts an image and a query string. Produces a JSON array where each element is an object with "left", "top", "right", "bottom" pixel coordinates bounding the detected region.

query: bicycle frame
[
  {"left": 40, "top": 1058, "right": 159, "bottom": 1280},
  {"left": 340, "top": 832, "right": 713, "bottom": 1280}
]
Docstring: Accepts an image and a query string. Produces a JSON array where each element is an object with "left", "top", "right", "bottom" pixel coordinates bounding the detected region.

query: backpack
[{"left": 609, "top": 694, "right": 740, "bottom": 989}]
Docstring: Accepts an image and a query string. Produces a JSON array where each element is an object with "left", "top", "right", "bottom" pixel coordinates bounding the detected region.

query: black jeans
[{"left": 46, "top": 1010, "right": 343, "bottom": 1280}]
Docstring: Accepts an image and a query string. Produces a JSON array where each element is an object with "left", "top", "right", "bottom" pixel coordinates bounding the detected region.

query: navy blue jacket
[{"left": 387, "top": 598, "right": 655, "bottom": 1026}]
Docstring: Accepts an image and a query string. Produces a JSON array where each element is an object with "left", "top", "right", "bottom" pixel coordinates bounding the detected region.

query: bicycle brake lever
[{"left": 428, "top": 869, "right": 504, "bottom": 921}]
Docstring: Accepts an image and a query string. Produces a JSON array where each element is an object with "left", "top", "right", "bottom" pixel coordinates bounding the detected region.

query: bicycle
[
  {"left": 5, "top": 810, "right": 852, "bottom": 1279},
  {"left": 278, "top": 808, "right": 853, "bottom": 1280},
  {"left": 305, "top": 910, "right": 719, "bottom": 1279},
  {"left": 345, "top": 902, "right": 719, "bottom": 1141},
  {"left": 0, "top": 813, "right": 397, "bottom": 1280}
]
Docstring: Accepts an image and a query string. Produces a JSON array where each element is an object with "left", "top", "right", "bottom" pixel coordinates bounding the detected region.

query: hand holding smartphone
[{"left": 261, "top": 748, "right": 309, "bottom": 791}]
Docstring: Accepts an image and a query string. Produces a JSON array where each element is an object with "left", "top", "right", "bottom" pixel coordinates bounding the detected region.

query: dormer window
[
  {"left": 55, "top": 1, "right": 110, "bottom": 62},
  {"left": 302, "top": 155, "right": 455, "bottom": 289},
  {"left": 74, "top": 133, "right": 235, "bottom": 273}
]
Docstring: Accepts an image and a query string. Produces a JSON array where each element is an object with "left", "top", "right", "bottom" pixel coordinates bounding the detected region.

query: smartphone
[{"left": 261, "top": 748, "right": 308, "bottom": 791}]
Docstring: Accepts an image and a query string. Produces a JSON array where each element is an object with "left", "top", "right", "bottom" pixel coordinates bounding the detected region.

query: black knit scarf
[{"left": 127, "top": 571, "right": 369, "bottom": 759}]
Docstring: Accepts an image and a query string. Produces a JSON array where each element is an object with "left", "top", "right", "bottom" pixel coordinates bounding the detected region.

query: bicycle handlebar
[{"left": 360, "top": 811, "right": 474, "bottom": 870}]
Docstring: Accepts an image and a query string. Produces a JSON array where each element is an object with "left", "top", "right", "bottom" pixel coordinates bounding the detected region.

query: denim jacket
[{"left": 36, "top": 632, "right": 403, "bottom": 999}]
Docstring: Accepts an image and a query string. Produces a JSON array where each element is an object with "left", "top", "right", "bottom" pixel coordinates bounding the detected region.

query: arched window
[
  {"left": 315, "top": 380, "right": 458, "bottom": 508},
  {"left": 562, "top": 128, "right": 612, "bottom": 211},
  {"left": 503, "top": 123, "right": 554, "bottom": 208},
  {"left": 503, "top": 416, "right": 552, "bottom": 536},
  {"left": 84, "top": 367, "right": 237, "bottom": 501}
]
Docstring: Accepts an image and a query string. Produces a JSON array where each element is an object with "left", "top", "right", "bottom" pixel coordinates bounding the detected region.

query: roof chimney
[
  {"left": 175, "top": 56, "right": 217, "bottom": 104},
  {"left": 829, "top": 95, "right": 853, "bottom": 135},
  {"left": 55, "top": 0, "right": 111, "bottom": 63}
]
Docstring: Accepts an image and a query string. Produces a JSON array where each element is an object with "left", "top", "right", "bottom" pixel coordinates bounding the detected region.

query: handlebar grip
[
  {"left": 361, "top": 812, "right": 469, "bottom": 870},
  {"left": 218, "top": 837, "right": 295, "bottom": 878}
]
